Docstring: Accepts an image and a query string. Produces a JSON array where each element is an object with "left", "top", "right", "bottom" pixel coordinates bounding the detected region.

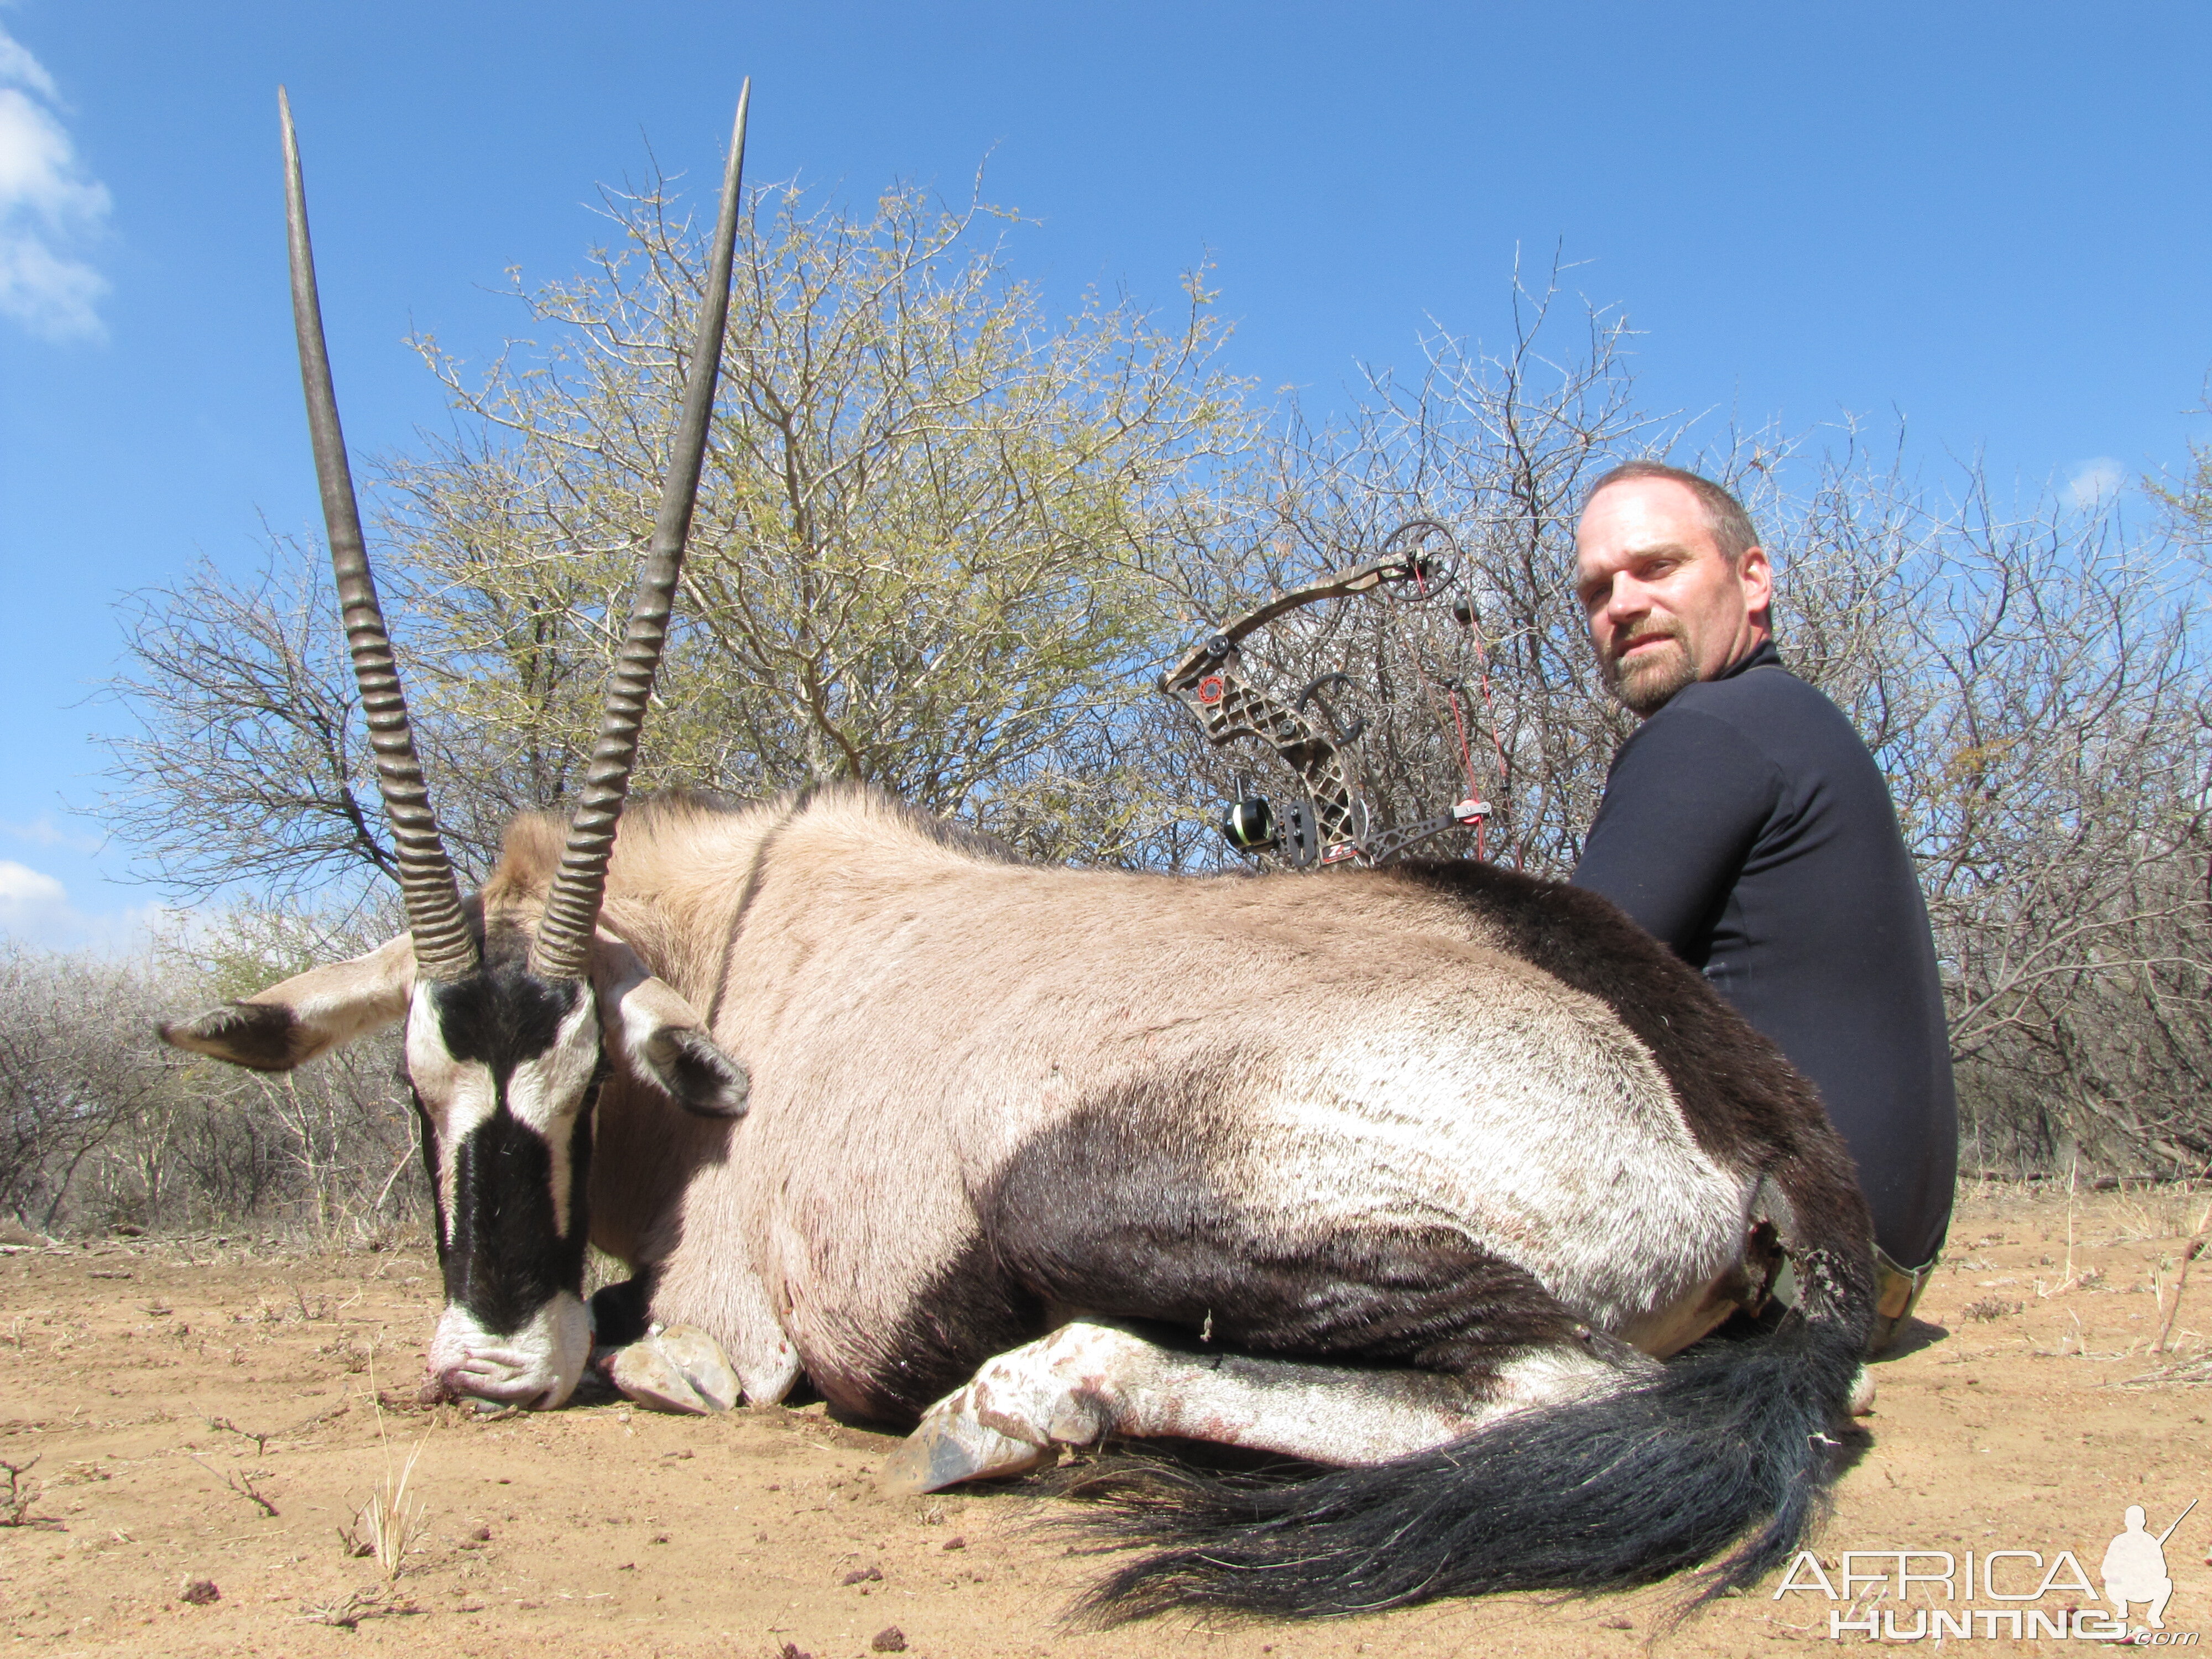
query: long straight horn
[
  {"left": 280, "top": 88, "right": 478, "bottom": 982},
  {"left": 531, "top": 82, "right": 752, "bottom": 983}
]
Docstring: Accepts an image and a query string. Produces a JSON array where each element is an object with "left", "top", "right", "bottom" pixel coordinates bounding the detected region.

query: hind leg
[{"left": 878, "top": 1319, "right": 1653, "bottom": 1495}]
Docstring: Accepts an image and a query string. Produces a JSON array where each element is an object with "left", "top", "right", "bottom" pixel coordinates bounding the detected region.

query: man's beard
[{"left": 1603, "top": 627, "right": 1695, "bottom": 716}]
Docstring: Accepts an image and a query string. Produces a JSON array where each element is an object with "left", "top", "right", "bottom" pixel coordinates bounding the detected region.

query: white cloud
[
  {"left": 2066, "top": 456, "right": 2127, "bottom": 510},
  {"left": 0, "top": 858, "right": 70, "bottom": 931},
  {"left": 0, "top": 25, "right": 57, "bottom": 101},
  {"left": 1, "top": 812, "right": 102, "bottom": 854},
  {"left": 0, "top": 859, "right": 171, "bottom": 954},
  {"left": 0, "top": 25, "right": 109, "bottom": 342},
  {"left": 1, "top": 818, "right": 105, "bottom": 858}
]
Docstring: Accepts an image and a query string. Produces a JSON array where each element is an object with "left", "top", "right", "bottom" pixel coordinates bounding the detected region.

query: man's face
[{"left": 1574, "top": 478, "right": 1772, "bottom": 717}]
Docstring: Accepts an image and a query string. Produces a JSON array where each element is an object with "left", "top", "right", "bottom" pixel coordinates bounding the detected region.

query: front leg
[
  {"left": 591, "top": 1259, "right": 803, "bottom": 1408},
  {"left": 670, "top": 1248, "right": 803, "bottom": 1405}
]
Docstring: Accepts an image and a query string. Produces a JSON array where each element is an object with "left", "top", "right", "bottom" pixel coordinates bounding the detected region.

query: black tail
[{"left": 1077, "top": 1253, "right": 1872, "bottom": 1623}]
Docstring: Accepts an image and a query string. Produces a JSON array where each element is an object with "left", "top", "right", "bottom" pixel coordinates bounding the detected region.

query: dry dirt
[{"left": 3, "top": 1181, "right": 2209, "bottom": 1657}]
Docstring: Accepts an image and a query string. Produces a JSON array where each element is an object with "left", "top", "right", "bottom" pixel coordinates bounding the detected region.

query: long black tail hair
[{"left": 1076, "top": 1207, "right": 1874, "bottom": 1623}]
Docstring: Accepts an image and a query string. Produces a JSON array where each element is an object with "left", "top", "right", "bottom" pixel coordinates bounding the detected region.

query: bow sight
[{"left": 1161, "top": 521, "right": 1494, "bottom": 871}]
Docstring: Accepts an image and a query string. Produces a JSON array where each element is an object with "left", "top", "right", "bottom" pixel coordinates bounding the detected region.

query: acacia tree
[
  {"left": 99, "top": 171, "right": 1255, "bottom": 894},
  {"left": 1160, "top": 310, "right": 2211, "bottom": 1173},
  {"left": 2151, "top": 392, "right": 2212, "bottom": 556},
  {"left": 0, "top": 946, "right": 183, "bottom": 1230},
  {"left": 1879, "top": 493, "right": 2211, "bottom": 1171},
  {"left": 388, "top": 176, "right": 1254, "bottom": 866},
  {"left": 101, "top": 546, "right": 395, "bottom": 902},
  {"left": 0, "top": 910, "right": 421, "bottom": 1239}
]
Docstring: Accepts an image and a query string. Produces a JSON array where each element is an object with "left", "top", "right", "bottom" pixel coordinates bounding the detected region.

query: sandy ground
[{"left": 3, "top": 1181, "right": 2209, "bottom": 1657}]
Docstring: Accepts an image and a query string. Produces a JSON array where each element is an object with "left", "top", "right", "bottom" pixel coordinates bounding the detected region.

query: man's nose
[{"left": 1600, "top": 575, "right": 1650, "bottom": 625}]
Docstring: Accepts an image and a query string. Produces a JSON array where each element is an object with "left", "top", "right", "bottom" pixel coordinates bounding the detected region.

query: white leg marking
[
  {"left": 878, "top": 1320, "right": 1651, "bottom": 1495},
  {"left": 1848, "top": 1363, "right": 1876, "bottom": 1416}
]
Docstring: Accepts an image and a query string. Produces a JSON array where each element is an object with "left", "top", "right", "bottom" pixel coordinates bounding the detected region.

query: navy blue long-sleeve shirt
[{"left": 1572, "top": 640, "right": 1957, "bottom": 1268}]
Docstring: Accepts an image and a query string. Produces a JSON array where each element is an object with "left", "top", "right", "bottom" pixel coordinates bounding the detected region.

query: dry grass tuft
[
  {"left": 340, "top": 1438, "right": 428, "bottom": 1577},
  {"left": 0, "top": 1458, "right": 58, "bottom": 1529},
  {"left": 298, "top": 1585, "right": 422, "bottom": 1628},
  {"left": 338, "top": 1343, "right": 431, "bottom": 1578}
]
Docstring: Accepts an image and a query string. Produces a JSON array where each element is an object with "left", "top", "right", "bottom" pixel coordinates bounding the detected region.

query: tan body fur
[{"left": 498, "top": 787, "right": 1776, "bottom": 1426}]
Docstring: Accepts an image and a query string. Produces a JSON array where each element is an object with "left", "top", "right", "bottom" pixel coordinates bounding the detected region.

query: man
[
  {"left": 2100, "top": 1505, "right": 2175, "bottom": 1631},
  {"left": 1569, "top": 461, "right": 1955, "bottom": 1352}
]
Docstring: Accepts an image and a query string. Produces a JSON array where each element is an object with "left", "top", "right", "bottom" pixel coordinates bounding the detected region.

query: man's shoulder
[
  {"left": 1605, "top": 695, "right": 1785, "bottom": 811},
  {"left": 1675, "top": 658, "right": 1839, "bottom": 717},
  {"left": 1661, "top": 659, "right": 1864, "bottom": 759}
]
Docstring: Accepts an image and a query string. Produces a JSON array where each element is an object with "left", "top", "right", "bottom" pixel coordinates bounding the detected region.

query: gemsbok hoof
[
  {"left": 879, "top": 1393, "right": 1056, "bottom": 1495},
  {"left": 608, "top": 1326, "right": 742, "bottom": 1415},
  {"left": 657, "top": 1326, "right": 742, "bottom": 1410}
]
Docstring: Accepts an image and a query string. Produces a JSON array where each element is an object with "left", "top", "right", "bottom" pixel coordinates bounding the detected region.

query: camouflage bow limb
[{"left": 1160, "top": 541, "right": 1490, "bottom": 869}]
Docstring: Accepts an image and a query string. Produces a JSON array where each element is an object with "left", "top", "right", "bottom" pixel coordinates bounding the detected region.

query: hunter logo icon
[
  {"left": 2105, "top": 1501, "right": 2194, "bottom": 1632},
  {"left": 1776, "top": 1495, "right": 2202, "bottom": 1641}
]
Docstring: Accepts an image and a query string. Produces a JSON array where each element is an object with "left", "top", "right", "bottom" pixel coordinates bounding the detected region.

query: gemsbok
[{"left": 162, "top": 88, "right": 1879, "bottom": 1623}]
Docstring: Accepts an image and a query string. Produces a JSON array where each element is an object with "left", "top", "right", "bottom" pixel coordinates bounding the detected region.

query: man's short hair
[{"left": 1585, "top": 461, "right": 1761, "bottom": 566}]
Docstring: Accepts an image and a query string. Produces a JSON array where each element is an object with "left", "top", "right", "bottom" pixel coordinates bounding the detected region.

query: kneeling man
[{"left": 1569, "top": 462, "right": 1956, "bottom": 1352}]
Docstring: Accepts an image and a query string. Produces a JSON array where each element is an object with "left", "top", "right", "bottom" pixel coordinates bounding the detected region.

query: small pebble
[
  {"left": 842, "top": 1565, "right": 884, "bottom": 1584},
  {"left": 942, "top": 1535, "right": 966, "bottom": 1551},
  {"left": 870, "top": 1628, "right": 907, "bottom": 1654},
  {"left": 179, "top": 1579, "right": 219, "bottom": 1606}
]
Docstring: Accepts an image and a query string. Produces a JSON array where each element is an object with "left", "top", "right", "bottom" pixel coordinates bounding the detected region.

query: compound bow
[{"left": 1160, "top": 521, "right": 1494, "bottom": 870}]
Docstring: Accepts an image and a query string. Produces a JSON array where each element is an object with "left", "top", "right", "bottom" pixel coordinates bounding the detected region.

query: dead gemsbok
[{"left": 163, "top": 91, "right": 1879, "bottom": 1623}]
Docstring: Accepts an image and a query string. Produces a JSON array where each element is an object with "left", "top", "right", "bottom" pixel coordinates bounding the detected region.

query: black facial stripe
[
  {"left": 411, "top": 1086, "right": 448, "bottom": 1267},
  {"left": 415, "top": 956, "right": 600, "bottom": 1335},
  {"left": 442, "top": 1078, "right": 598, "bottom": 1335}
]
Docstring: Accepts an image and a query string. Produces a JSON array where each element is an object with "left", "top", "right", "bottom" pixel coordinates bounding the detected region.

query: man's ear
[
  {"left": 1739, "top": 543, "right": 1775, "bottom": 625},
  {"left": 588, "top": 933, "right": 749, "bottom": 1118},
  {"left": 159, "top": 933, "right": 416, "bottom": 1072}
]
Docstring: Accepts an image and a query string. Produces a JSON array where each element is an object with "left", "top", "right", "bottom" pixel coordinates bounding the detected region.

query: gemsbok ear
[
  {"left": 159, "top": 932, "right": 416, "bottom": 1072},
  {"left": 589, "top": 933, "right": 749, "bottom": 1118}
]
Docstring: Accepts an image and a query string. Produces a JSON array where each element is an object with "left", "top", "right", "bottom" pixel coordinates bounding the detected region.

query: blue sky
[{"left": 3, "top": 3, "right": 2209, "bottom": 948}]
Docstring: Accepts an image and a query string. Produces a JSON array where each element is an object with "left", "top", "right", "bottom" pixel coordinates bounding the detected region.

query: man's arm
[{"left": 1571, "top": 707, "right": 1781, "bottom": 962}]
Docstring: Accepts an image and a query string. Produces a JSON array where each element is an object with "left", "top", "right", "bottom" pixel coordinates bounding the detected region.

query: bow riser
[
  {"left": 1161, "top": 530, "right": 1490, "bottom": 871},
  {"left": 1168, "top": 656, "right": 1369, "bottom": 867}
]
